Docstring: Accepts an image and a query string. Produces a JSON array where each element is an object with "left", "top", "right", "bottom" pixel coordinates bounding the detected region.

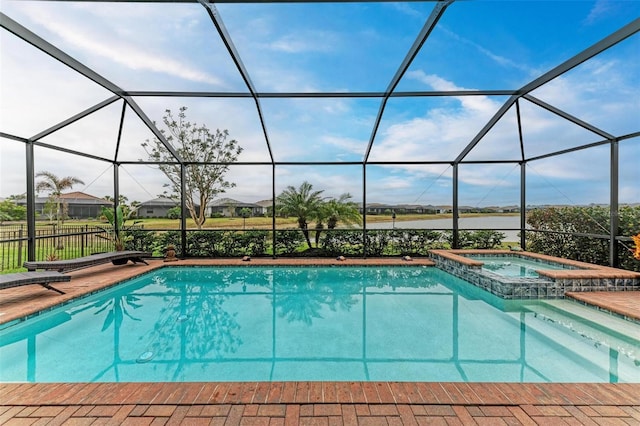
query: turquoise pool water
[
  {"left": 1, "top": 266, "right": 638, "bottom": 383},
  {"left": 465, "top": 255, "right": 572, "bottom": 278}
]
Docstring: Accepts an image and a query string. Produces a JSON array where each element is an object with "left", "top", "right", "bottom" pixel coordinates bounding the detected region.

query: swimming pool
[{"left": 1, "top": 266, "right": 638, "bottom": 383}]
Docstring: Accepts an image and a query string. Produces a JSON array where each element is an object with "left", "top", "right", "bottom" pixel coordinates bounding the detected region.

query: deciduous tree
[
  {"left": 0, "top": 200, "right": 26, "bottom": 223},
  {"left": 142, "top": 107, "right": 242, "bottom": 229}
]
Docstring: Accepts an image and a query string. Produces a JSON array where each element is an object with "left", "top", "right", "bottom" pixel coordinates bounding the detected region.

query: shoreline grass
[{"left": 1, "top": 212, "right": 520, "bottom": 231}]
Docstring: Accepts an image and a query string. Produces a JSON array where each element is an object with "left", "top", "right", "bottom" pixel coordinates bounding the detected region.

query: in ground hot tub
[
  {"left": 467, "top": 255, "right": 572, "bottom": 278},
  {"left": 430, "top": 250, "right": 640, "bottom": 299}
]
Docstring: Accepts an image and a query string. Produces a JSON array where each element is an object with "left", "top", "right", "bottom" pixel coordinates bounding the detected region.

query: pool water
[
  {"left": 1, "top": 266, "right": 638, "bottom": 383},
  {"left": 466, "top": 255, "right": 572, "bottom": 278}
]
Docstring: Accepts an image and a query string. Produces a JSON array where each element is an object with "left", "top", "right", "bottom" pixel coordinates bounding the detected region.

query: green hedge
[
  {"left": 126, "top": 228, "right": 509, "bottom": 258},
  {"left": 148, "top": 230, "right": 269, "bottom": 257},
  {"left": 274, "top": 230, "right": 306, "bottom": 256},
  {"left": 525, "top": 205, "right": 639, "bottom": 271}
]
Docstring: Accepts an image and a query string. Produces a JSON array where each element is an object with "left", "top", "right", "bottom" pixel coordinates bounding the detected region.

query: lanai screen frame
[{"left": 1, "top": 1, "right": 638, "bottom": 267}]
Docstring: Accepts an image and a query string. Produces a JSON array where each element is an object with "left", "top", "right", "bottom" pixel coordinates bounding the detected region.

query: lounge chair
[
  {"left": 0, "top": 271, "right": 71, "bottom": 294},
  {"left": 24, "top": 250, "right": 152, "bottom": 272}
]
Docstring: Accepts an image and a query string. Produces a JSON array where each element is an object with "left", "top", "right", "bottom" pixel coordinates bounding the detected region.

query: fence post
[
  {"left": 82, "top": 225, "right": 87, "bottom": 257},
  {"left": 17, "top": 227, "right": 23, "bottom": 267}
]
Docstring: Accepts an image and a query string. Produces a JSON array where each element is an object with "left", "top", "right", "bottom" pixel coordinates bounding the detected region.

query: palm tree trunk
[
  {"left": 315, "top": 223, "right": 324, "bottom": 247},
  {"left": 298, "top": 219, "right": 312, "bottom": 248}
]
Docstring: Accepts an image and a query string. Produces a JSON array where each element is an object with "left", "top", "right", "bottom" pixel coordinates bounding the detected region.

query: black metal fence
[
  {"left": 4, "top": 224, "right": 634, "bottom": 272},
  {"left": 0, "top": 224, "right": 113, "bottom": 272},
  {"left": 0, "top": 225, "right": 511, "bottom": 271}
]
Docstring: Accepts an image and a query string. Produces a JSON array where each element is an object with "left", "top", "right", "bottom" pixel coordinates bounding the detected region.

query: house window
[{"left": 147, "top": 209, "right": 154, "bottom": 214}]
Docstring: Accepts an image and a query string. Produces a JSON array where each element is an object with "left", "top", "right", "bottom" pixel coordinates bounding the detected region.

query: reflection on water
[
  {"left": 469, "top": 256, "right": 571, "bottom": 278},
  {"left": 482, "top": 261, "right": 540, "bottom": 277},
  {"left": 1, "top": 266, "right": 638, "bottom": 383}
]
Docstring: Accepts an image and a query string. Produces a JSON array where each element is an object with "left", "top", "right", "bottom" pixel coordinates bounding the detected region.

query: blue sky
[{"left": 0, "top": 0, "right": 638, "bottom": 207}]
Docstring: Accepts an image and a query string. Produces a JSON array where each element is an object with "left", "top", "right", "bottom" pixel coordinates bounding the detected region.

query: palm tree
[
  {"left": 35, "top": 171, "right": 84, "bottom": 249},
  {"left": 325, "top": 193, "right": 362, "bottom": 229},
  {"left": 314, "top": 193, "right": 362, "bottom": 245},
  {"left": 36, "top": 171, "right": 84, "bottom": 223},
  {"left": 276, "top": 181, "right": 324, "bottom": 249}
]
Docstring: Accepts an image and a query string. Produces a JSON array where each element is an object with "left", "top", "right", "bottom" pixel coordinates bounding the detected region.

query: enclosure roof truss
[{"left": 0, "top": 3, "right": 638, "bottom": 166}]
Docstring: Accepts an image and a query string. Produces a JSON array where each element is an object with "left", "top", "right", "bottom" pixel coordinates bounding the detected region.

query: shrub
[
  {"left": 124, "top": 228, "right": 157, "bottom": 252},
  {"left": 275, "top": 229, "right": 306, "bottom": 255},
  {"left": 442, "top": 230, "right": 504, "bottom": 249},
  {"left": 364, "top": 230, "right": 391, "bottom": 256},
  {"left": 393, "top": 229, "right": 445, "bottom": 255},
  {"left": 468, "top": 230, "right": 506, "bottom": 249},
  {"left": 187, "top": 231, "right": 225, "bottom": 256},
  {"left": 320, "top": 230, "right": 364, "bottom": 256},
  {"left": 0, "top": 200, "right": 26, "bottom": 222},
  {"left": 166, "top": 206, "right": 181, "bottom": 219},
  {"left": 223, "top": 230, "right": 268, "bottom": 256},
  {"left": 158, "top": 230, "right": 182, "bottom": 255},
  {"left": 526, "top": 205, "right": 640, "bottom": 271}
]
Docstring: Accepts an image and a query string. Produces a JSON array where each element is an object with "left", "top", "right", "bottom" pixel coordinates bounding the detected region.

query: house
[
  {"left": 15, "top": 191, "right": 111, "bottom": 219},
  {"left": 498, "top": 205, "right": 520, "bottom": 213},
  {"left": 362, "top": 203, "right": 442, "bottom": 215},
  {"left": 208, "top": 198, "right": 263, "bottom": 217},
  {"left": 362, "top": 203, "right": 395, "bottom": 215},
  {"left": 136, "top": 197, "right": 179, "bottom": 218},
  {"left": 254, "top": 199, "right": 273, "bottom": 216}
]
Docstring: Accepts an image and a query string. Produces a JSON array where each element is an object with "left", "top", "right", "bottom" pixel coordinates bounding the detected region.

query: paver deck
[{"left": 1, "top": 257, "right": 639, "bottom": 424}]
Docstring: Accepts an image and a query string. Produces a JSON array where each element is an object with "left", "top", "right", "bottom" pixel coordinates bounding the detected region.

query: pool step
[
  {"left": 524, "top": 300, "right": 640, "bottom": 345},
  {"left": 521, "top": 302, "right": 639, "bottom": 379}
]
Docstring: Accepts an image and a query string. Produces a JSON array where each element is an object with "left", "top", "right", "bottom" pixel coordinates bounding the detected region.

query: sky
[{"left": 0, "top": 0, "right": 638, "bottom": 208}]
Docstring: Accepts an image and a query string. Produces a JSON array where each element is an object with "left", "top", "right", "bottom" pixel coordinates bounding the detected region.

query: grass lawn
[{"left": 35, "top": 212, "right": 519, "bottom": 230}]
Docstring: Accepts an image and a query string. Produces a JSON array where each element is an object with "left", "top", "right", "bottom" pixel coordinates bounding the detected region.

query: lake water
[{"left": 369, "top": 216, "right": 522, "bottom": 241}]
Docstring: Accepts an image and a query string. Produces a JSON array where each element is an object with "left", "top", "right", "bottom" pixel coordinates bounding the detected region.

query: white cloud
[
  {"left": 321, "top": 135, "right": 366, "bottom": 156},
  {"left": 0, "top": 32, "right": 114, "bottom": 138},
  {"left": 388, "top": 2, "right": 425, "bottom": 19},
  {"left": 530, "top": 57, "right": 640, "bottom": 136},
  {"left": 408, "top": 71, "right": 502, "bottom": 113},
  {"left": 584, "top": 0, "right": 618, "bottom": 25},
  {"left": 267, "top": 31, "right": 339, "bottom": 54},
  {"left": 370, "top": 72, "right": 501, "bottom": 164},
  {"left": 378, "top": 176, "right": 413, "bottom": 191},
  {"left": 437, "top": 25, "right": 538, "bottom": 76},
  {"left": 8, "top": 2, "right": 225, "bottom": 87}
]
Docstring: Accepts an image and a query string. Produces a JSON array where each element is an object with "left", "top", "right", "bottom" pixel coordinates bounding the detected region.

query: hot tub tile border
[{"left": 429, "top": 249, "right": 640, "bottom": 300}]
